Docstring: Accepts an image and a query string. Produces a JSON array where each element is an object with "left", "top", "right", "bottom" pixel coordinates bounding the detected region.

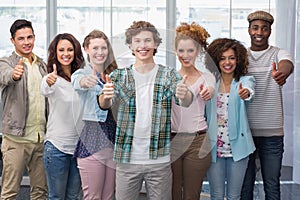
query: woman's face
[
  {"left": 85, "top": 38, "right": 108, "bottom": 71},
  {"left": 56, "top": 39, "right": 74, "bottom": 68},
  {"left": 219, "top": 48, "right": 236, "bottom": 76},
  {"left": 176, "top": 39, "right": 199, "bottom": 68}
]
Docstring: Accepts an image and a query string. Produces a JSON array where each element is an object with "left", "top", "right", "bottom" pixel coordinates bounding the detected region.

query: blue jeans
[
  {"left": 207, "top": 156, "right": 249, "bottom": 200},
  {"left": 43, "top": 141, "right": 82, "bottom": 200},
  {"left": 241, "top": 136, "right": 283, "bottom": 200}
]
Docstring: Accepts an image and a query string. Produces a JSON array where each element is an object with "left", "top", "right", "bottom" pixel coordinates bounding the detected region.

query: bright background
[{"left": 0, "top": 0, "right": 299, "bottom": 183}]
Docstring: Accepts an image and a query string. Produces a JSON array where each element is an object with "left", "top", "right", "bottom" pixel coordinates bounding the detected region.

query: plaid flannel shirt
[{"left": 110, "top": 64, "right": 182, "bottom": 163}]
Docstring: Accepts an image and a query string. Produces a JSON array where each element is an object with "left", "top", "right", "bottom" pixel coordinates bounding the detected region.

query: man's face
[
  {"left": 248, "top": 20, "right": 271, "bottom": 51},
  {"left": 10, "top": 27, "right": 35, "bottom": 58},
  {"left": 130, "top": 30, "right": 157, "bottom": 65}
]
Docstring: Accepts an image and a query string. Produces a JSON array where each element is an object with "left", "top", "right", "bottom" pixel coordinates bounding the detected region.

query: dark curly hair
[
  {"left": 83, "top": 30, "right": 118, "bottom": 82},
  {"left": 125, "top": 21, "right": 162, "bottom": 56},
  {"left": 175, "top": 22, "right": 210, "bottom": 51},
  {"left": 47, "top": 33, "right": 84, "bottom": 82},
  {"left": 206, "top": 38, "right": 248, "bottom": 81}
]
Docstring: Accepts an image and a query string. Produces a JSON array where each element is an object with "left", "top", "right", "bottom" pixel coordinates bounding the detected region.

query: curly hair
[
  {"left": 47, "top": 33, "right": 84, "bottom": 82},
  {"left": 83, "top": 30, "right": 118, "bottom": 81},
  {"left": 206, "top": 38, "right": 248, "bottom": 81},
  {"left": 125, "top": 21, "right": 162, "bottom": 56},
  {"left": 175, "top": 22, "right": 210, "bottom": 51}
]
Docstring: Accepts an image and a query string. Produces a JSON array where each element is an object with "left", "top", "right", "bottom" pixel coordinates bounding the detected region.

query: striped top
[{"left": 247, "top": 46, "right": 291, "bottom": 137}]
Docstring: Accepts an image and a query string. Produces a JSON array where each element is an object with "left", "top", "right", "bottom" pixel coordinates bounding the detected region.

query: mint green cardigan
[{"left": 205, "top": 76, "right": 256, "bottom": 162}]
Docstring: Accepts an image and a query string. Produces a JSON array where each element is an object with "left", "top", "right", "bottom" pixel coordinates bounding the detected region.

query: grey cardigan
[{"left": 0, "top": 52, "right": 48, "bottom": 136}]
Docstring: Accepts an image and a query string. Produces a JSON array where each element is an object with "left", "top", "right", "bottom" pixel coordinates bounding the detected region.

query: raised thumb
[
  {"left": 239, "top": 82, "right": 243, "bottom": 90},
  {"left": 272, "top": 62, "right": 277, "bottom": 72},
  {"left": 93, "top": 66, "right": 97, "bottom": 75},
  {"left": 53, "top": 64, "right": 57, "bottom": 74},
  {"left": 181, "top": 75, "right": 188, "bottom": 84},
  {"left": 18, "top": 58, "right": 23, "bottom": 66},
  {"left": 106, "top": 74, "right": 111, "bottom": 83},
  {"left": 199, "top": 83, "right": 204, "bottom": 92}
]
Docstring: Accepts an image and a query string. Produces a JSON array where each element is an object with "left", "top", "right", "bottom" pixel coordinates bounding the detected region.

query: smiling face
[
  {"left": 56, "top": 39, "right": 74, "bottom": 68},
  {"left": 248, "top": 19, "right": 271, "bottom": 51},
  {"left": 84, "top": 38, "right": 108, "bottom": 72},
  {"left": 176, "top": 39, "right": 199, "bottom": 68},
  {"left": 219, "top": 48, "right": 236, "bottom": 77},
  {"left": 10, "top": 27, "right": 35, "bottom": 59},
  {"left": 130, "top": 30, "right": 157, "bottom": 65}
]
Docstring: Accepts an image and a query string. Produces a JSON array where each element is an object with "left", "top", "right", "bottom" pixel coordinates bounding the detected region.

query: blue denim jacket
[{"left": 71, "top": 64, "right": 108, "bottom": 122}]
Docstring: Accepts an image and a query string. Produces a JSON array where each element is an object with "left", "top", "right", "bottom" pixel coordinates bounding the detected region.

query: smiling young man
[
  {"left": 0, "top": 19, "right": 48, "bottom": 200},
  {"left": 98, "top": 21, "right": 193, "bottom": 200},
  {"left": 240, "top": 11, "right": 294, "bottom": 200}
]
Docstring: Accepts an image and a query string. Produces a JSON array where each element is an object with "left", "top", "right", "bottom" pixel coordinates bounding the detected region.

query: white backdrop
[{"left": 275, "top": 0, "right": 300, "bottom": 183}]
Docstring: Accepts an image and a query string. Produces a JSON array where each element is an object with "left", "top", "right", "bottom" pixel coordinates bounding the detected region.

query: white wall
[
  {"left": 291, "top": 0, "right": 300, "bottom": 184},
  {"left": 275, "top": 0, "right": 296, "bottom": 167}
]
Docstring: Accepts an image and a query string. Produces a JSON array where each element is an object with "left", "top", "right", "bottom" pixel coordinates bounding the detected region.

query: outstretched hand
[
  {"left": 199, "top": 83, "right": 212, "bottom": 101},
  {"left": 238, "top": 82, "right": 250, "bottom": 100},
  {"left": 175, "top": 75, "right": 189, "bottom": 100},
  {"left": 80, "top": 67, "right": 98, "bottom": 88},
  {"left": 12, "top": 59, "right": 24, "bottom": 81},
  {"left": 175, "top": 75, "right": 193, "bottom": 107},
  {"left": 46, "top": 64, "right": 58, "bottom": 87},
  {"left": 102, "top": 74, "right": 114, "bottom": 100},
  {"left": 272, "top": 62, "right": 287, "bottom": 86}
]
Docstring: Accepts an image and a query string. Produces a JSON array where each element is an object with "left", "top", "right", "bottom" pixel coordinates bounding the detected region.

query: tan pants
[
  {"left": 171, "top": 133, "right": 211, "bottom": 200},
  {"left": 116, "top": 162, "right": 172, "bottom": 200},
  {"left": 1, "top": 137, "right": 47, "bottom": 200}
]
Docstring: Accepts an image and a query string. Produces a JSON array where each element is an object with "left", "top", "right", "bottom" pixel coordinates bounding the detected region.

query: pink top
[{"left": 171, "top": 72, "right": 215, "bottom": 133}]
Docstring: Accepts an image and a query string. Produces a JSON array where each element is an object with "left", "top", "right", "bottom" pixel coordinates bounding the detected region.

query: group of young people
[{"left": 0, "top": 9, "right": 294, "bottom": 200}]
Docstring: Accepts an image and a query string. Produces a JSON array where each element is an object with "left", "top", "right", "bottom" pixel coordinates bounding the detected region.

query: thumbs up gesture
[
  {"left": 176, "top": 75, "right": 189, "bottom": 100},
  {"left": 199, "top": 83, "right": 213, "bottom": 101},
  {"left": 98, "top": 74, "right": 114, "bottom": 109},
  {"left": 271, "top": 62, "right": 287, "bottom": 86},
  {"left": 238, "top": 82, "right": 250, "bottom": 100},
  {"left": 176, "top": 75, "right": 193, "bottom": 107},
  {"left": 80, "top": 67, "right": 98, "bottom": 88},
  {"left": 46, "top": 64, "right": 58, "bottom": 87},
  {"left": 12, "top": 59, "right": 24, "bottom": 81},
  {"left": 102, "top": 74, "right": 114, "bottom": 100}
]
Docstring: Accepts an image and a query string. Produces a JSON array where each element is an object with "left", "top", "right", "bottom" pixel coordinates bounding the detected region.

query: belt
[{"left": 171, "top": 129, "right": 206, "bottom": 137}]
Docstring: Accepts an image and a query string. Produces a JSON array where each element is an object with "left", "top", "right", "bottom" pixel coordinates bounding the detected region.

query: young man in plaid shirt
[{"left": 98, "top": 21, "right": 193, "bottom": 200}]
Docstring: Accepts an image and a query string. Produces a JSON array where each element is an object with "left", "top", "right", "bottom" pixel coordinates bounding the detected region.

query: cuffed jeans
[
  {"left": 241, "top": 136, "right": 284, "bottom": 200},
  {"left": 207, "top": 156, "right": 249, "bottom": 200},
  {"left": 43, "top": 141, "right": 82, "bottom": 200}
]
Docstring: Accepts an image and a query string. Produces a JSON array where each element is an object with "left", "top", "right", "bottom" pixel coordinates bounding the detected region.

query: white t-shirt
[
  {"left": 41, "top": 75, "right": 83, "bottom": 154},
  {"left": 130, "top": 64, "right": 169, "bottom": 164},
  {"left": 250, "top": 46, "right": 293, "bottom": 63}
]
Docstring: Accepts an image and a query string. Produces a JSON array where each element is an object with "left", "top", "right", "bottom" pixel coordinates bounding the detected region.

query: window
[{"left": 0, "top": 0, "right": 46, "bottom": 59}]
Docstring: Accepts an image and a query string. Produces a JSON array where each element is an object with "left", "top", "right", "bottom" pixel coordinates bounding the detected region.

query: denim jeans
[
  {"left": 207, "top": 156, "right": 249, "bottom": 200},
  {"left": 43, "top": 141, "right": 82, "bottom": 200},
  {"left": 241, "top": 136, "right": 284, "bottom": 200}
]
